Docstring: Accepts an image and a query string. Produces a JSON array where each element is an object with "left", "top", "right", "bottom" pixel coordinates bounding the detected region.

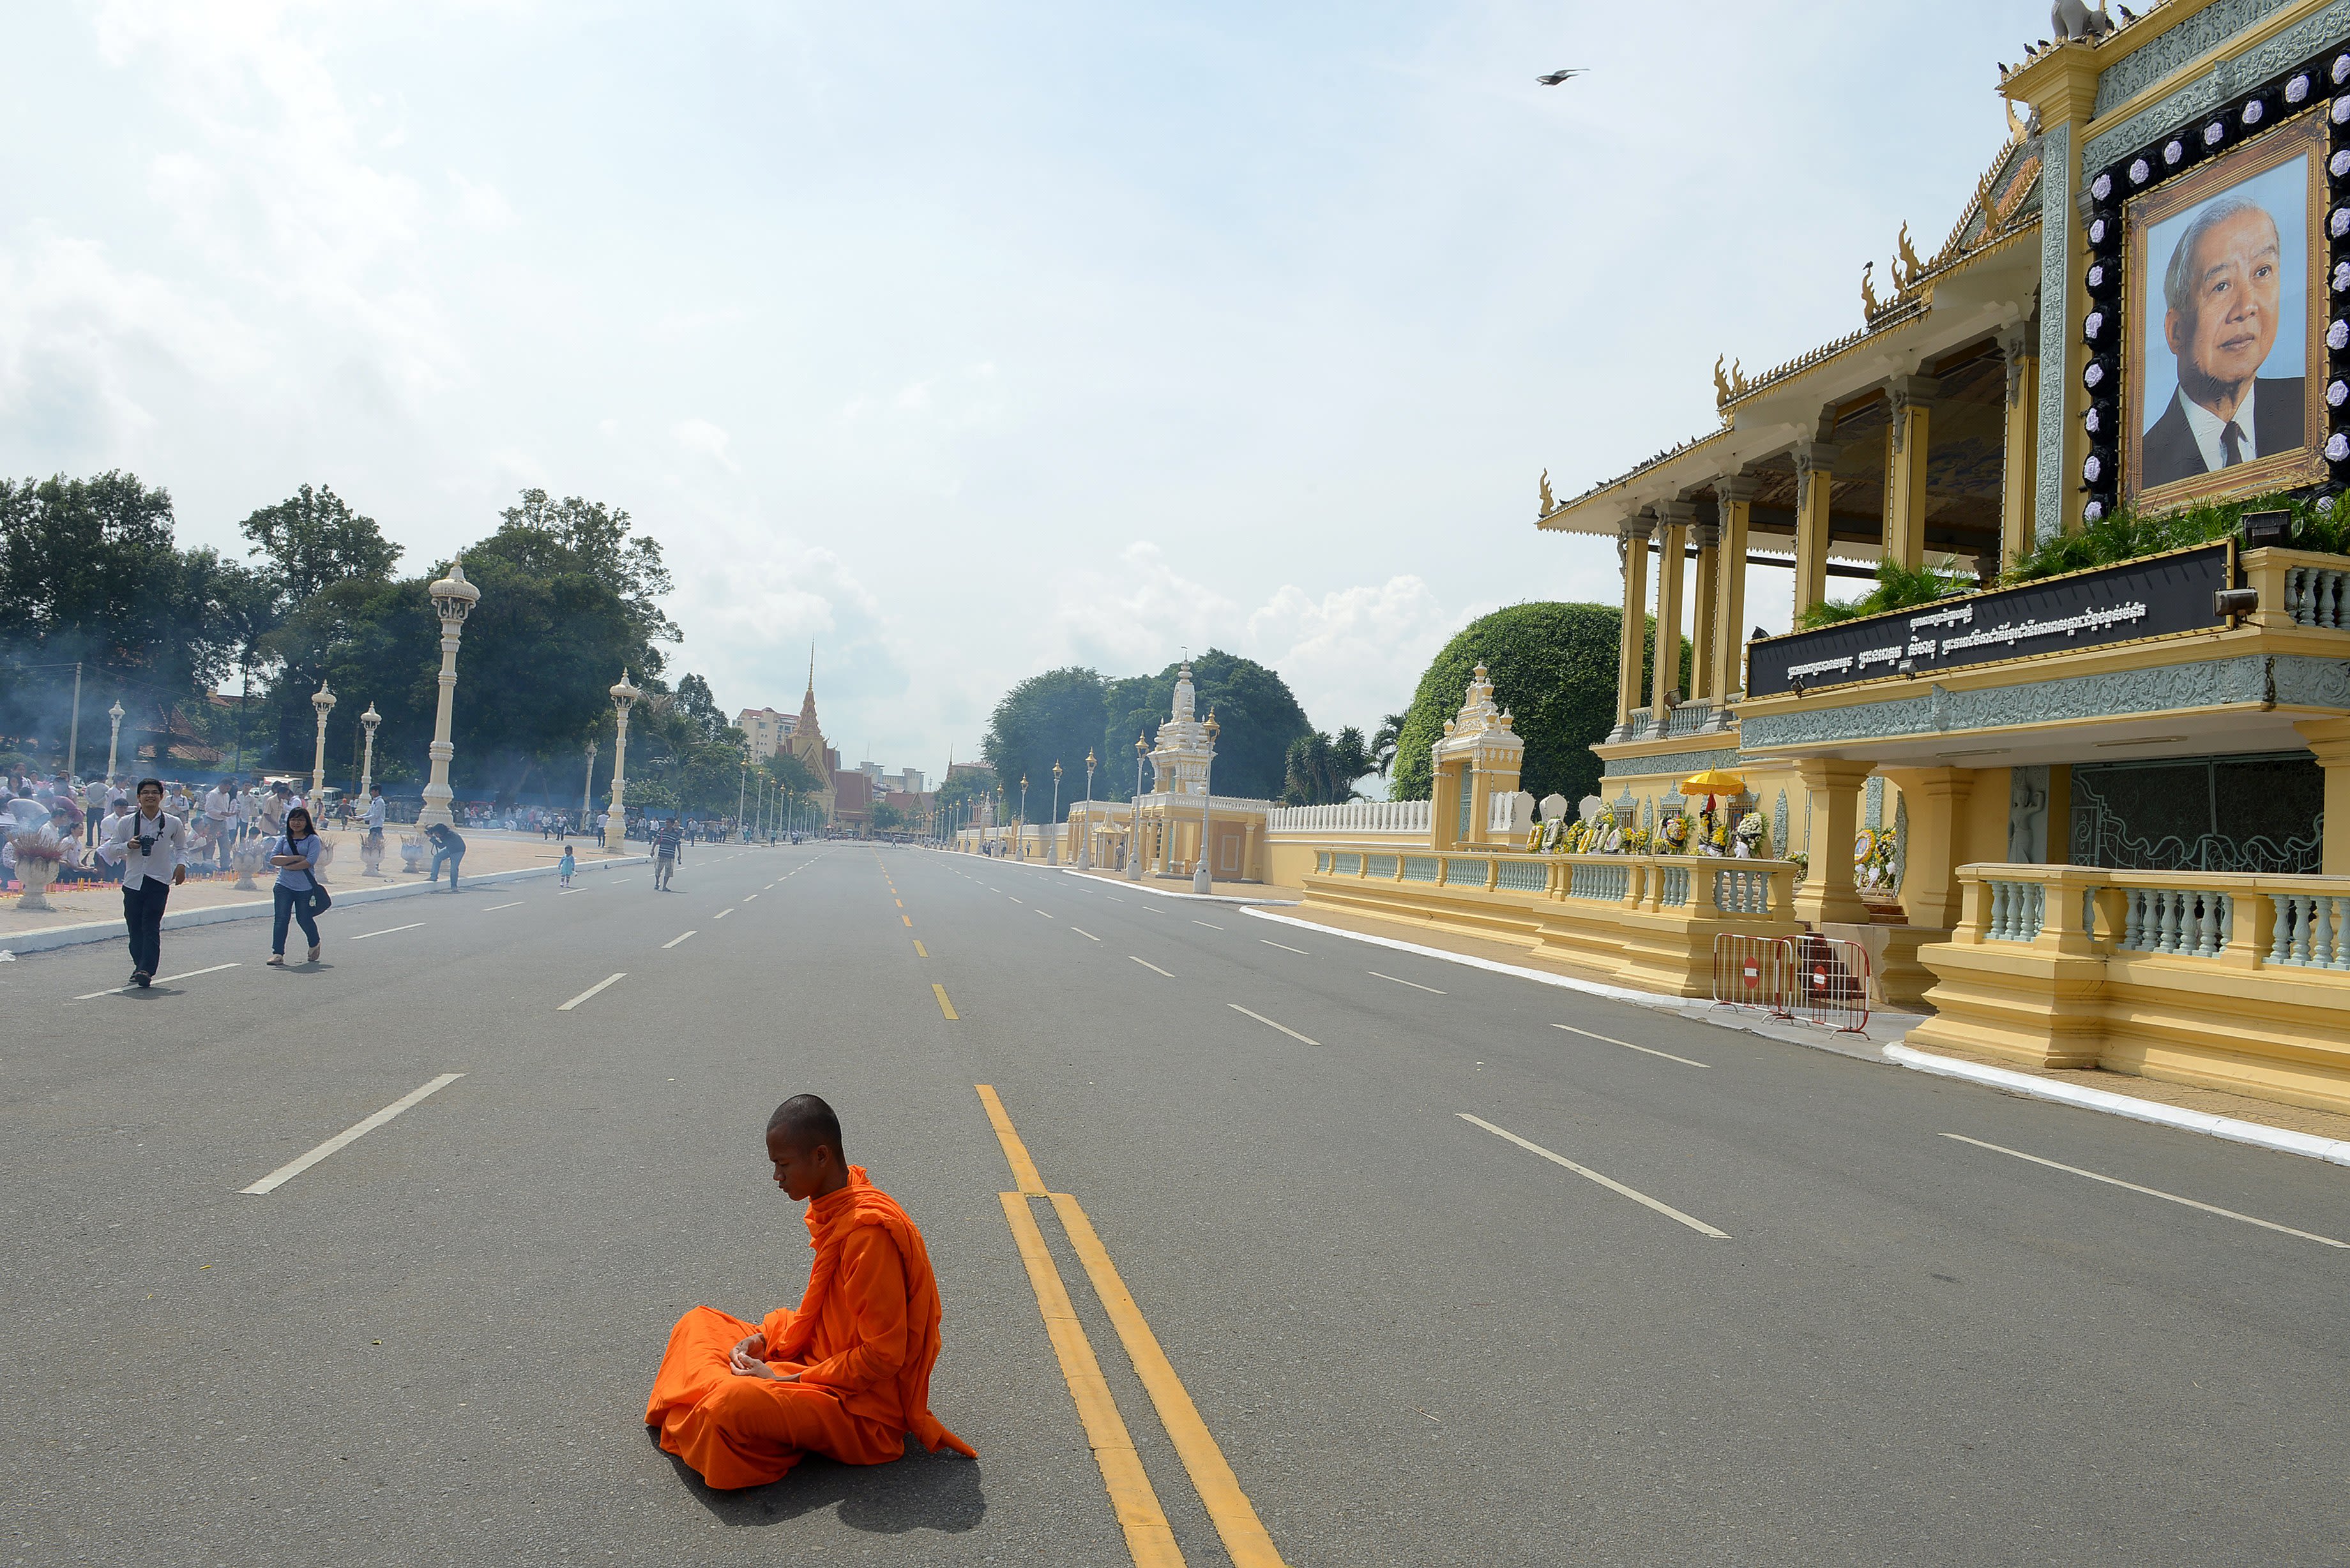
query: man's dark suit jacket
[{"left": 2140, "top": 375, "right": 2304, "bottom": 488}]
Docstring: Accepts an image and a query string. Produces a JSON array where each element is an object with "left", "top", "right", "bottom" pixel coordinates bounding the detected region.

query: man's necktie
[{"left": 2221, "top": 419, "right": 2246, "bottom": 467}]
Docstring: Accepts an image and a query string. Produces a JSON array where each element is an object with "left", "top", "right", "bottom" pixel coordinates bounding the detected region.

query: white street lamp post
[
  {"left": 1049, "top": 759, "right": 1062, "bottom": 865},
  {"left": 1130, "top": 732, "right": 1146, "bottom": 881},
  {"left": 1079, "top": 748, "right": 1096, "bottom": 868},
  {"left": 309, "top": 679, "right": 337, "bottom": 803},
  {"left": 609, "top": 670, "right": 642, "bottom": 831},
  {"left": 105, "top": 700, "right": 125, "bottom": 787},
  {"left": 582, "top": 738, "right": 598, "bottom": 823},
  {"left": 1194, "top": 709, "right": 1219, "bottom": 894},
  {"left": 358, "top": 702, "right": 381, "bottom": 797},
  {"left": 418, "top": 561, "right": 481, "bottom": 828}
]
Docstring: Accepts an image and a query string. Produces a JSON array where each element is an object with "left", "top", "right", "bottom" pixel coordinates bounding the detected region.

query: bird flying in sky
[{"left": 1535, "top": 68, "right": 1586, "bottom": 86}]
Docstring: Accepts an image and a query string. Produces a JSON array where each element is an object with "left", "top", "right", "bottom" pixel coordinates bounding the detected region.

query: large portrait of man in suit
[{"left": 2126, "top": 115, "right": 2325, "bottom": 506}]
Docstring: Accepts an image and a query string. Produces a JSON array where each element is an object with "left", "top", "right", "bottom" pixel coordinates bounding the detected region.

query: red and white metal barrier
[
  {"left": 1711, "top": 933, "right": 1870, "bottom": 1034},
  {"left": 1711, "top": 933, "right": 1793, "bottom": 1019}
]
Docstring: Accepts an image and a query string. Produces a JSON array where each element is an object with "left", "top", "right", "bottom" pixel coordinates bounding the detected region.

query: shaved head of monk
[{"left": 766, "top": 1095, "right": 849, "bottom": 1202}]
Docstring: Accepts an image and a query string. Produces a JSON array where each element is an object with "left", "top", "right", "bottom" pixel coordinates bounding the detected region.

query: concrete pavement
[{"left": 3, "top": 841, "right": 2345, "bottom": 1565}]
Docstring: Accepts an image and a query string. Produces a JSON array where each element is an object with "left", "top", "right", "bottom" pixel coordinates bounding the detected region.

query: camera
[{"left": 135, "top": 833, "right": 156, "bottom": 856}]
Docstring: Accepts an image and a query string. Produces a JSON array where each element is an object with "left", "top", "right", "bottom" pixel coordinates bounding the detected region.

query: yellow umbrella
[{"left": 1681, "top": 768, "right": 1747, "bottom": 795}]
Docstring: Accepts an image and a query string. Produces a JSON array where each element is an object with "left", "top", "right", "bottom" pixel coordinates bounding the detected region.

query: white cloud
[
  {"left": 446, "top": 170, "right": 514, "bottom": 230},
  {"left": 671, "top": 418, "right": 738, "bottom": 471}
]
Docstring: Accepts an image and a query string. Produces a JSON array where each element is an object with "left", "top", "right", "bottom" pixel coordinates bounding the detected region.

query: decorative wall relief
[
  {"left": 1773, "top": 790, "right": 1790, "bottom": 857},
  {"left": 1864, "top": 776, "right": 1886, "bottom": 829}
]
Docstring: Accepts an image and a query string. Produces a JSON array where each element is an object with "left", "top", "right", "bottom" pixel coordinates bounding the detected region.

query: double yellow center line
[{"left": 977, "top": 1085, "right": 1285, "bottom": 1567}]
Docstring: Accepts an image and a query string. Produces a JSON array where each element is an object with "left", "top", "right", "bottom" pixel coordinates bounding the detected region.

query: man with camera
[{"left": 101, "top": 778, "right": 189, "bottom": 988}]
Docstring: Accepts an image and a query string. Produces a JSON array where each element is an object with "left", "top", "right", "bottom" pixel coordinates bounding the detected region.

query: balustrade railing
[
  {"left": 1303, "top": 845, "right": 1796, "bottom": 922},
  {"left": 1955, "top": 864, "right": 2350, "bottom": 976},
  {"left": 2286, "top": 563, "right": 2350, "bottom": 629},
  {"left": 1265, "top": 800, "right": 1433, "bottom": 836}
]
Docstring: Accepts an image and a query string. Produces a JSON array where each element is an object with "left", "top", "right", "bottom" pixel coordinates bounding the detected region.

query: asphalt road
[{"left": 3, "top": 842, "right": 2346, "bottom": 1566}]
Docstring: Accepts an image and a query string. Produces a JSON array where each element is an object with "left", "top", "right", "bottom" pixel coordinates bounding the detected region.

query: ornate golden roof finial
[
  {"left": 1861, "top": 260, "right": 1883, "bottom": 320},
  {"left": 1713, "top": 354, "right": 1732, "bottom": 410},
  {"left": 1537, "top": 469, "right": 1556, "bottom": 516},
  {"left": 1894, "top": 222, "right": 1925, "bottom": 289}
]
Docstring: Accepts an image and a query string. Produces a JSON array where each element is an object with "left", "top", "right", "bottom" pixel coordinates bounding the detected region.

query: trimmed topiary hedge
[{"left": 1390, "top": 602, "right": 1676, "bottom": 806}]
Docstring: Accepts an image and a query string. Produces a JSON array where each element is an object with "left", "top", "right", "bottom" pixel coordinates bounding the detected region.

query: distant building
[{"left": 737, "top": 706, "right": 798, "bottom": 760}]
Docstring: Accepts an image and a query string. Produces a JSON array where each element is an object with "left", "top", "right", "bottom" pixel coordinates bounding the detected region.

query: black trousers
[{"left": 122, "top": 878, "right": 170, "bottom": 975}]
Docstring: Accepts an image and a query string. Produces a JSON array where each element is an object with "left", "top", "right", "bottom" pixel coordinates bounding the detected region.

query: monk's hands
[{"left": 726, "top": 1333, "right": 798, "bottom": 1382}]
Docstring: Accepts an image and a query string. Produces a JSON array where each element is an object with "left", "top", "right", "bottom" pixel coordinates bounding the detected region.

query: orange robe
[{"left": 645, "top": 1166, "right": 976, "bottom": 1489}]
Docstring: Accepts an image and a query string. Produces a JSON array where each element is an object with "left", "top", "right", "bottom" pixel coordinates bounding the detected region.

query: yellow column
[
  {"left": 1614, "top": 513, "right": 1655, "bottom": 729},
  {"left": 1879, "top": 766, "right": 1974, "bottom": 928},
  {"left": 1791, "top": 757, "right": 1874, "bottom": 926},
  {"left": 1690, "top": 516, "right": 1721, "bottom": 704},
  {"left": 2296, "top": 718, "right": 2350, "bottom": 876},
  {"left": 1432, "top": 760, "right": 1461, "bottom": 852},
  {"left": 1712, "top": 475, "right": 1756, "bottom": 701},
  {"left": 1650, "top": 501, "right": 1691, "bottom": 716},
  {"left": 1881, "top": 375, "right": 1936, "bottom": 572},
  {"left": 1999, "top": 323, "right": 2039, "bottom": 573},
  {"left": 1790, "top": 441, "right": 1840, "bottom": 618}
]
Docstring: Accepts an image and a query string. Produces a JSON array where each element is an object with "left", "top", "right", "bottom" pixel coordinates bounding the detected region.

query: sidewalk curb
[
  {"left": 1054, "top": 865, "right": 1299, "bottom": 907},
  {"left": 1883, "top": 1044, "right": 2350, "bottom": 1170},
  {"left": 1244, "top": 906, "right": 2350, "bottom": 1168},
  {"left": 0, "top": 854, "right": 653, "bottom": 957}
]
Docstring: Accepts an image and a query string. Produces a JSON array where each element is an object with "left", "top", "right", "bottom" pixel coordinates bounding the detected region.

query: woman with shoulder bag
[{"left": 266, "top": 806, "right": 330, "bottom": 966}]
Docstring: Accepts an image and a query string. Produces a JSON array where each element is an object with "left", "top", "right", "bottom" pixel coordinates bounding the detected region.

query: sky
[{"left": 1, "top": 1, "right": 2045, "bottom": 783}]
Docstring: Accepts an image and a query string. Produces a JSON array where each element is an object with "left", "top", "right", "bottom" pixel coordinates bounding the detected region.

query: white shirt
[
  {"left": 204, "top": 785, "right": 235, "bottom": 820},
  {"left": 235, "top": 789, "right": 257, "bottom": 823},
  {"left": 103, "top": 808, "right": 187, "bottom": 891},
  {"left": 2178, "top": 381, "right": 2259, "bottom": 473},
  {"left": 365, "top": 795, "right": 386, "bottom": 829},
  {"left": 93, "top": 810, "right": 129, "bottom": 864}
]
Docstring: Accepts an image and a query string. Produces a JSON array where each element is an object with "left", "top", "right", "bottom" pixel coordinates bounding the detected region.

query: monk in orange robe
[{"left": 645, "top": 1094, "right": 976, "bottom": 1489}]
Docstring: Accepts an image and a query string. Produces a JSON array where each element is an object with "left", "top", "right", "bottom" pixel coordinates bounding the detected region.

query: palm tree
[{"left": 1370, "top": 712, "right": 1407, "bottom": 778}]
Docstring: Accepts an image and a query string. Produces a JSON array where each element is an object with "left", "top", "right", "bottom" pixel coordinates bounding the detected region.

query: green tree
[
  {"left": 870, "top": 799, "right": 906, "bottom": 833},
  {"left": 1389, "top": 603, "right": 1670, "bottom": 808},
  {"left": 496, "top": 489, "right": 678, "bottom": 645},
  {"left": 983, "top": 667, "right": 1108, "bottom": 821},
  {"left": 238, "top": 483, "right": 402, "bottom": 607},
  {"left": 0, "top": 472, "right": 245, "bottom": 767},
  {"left": 1369, "top": 712, "right": 1407, "bottom": 778},
  {"left": 1281, "top": 727, "right": 1372, "bottom": 804}
]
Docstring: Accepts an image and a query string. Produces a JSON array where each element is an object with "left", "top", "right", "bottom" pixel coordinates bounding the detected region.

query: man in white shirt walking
[{"left": 102, "top": 778, "right": 188, "bottom": 987}]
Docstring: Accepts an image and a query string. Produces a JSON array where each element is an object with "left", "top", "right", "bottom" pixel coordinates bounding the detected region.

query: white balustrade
[{"left": 1264, "top": 799, "right": 1433, "bottom": 838}]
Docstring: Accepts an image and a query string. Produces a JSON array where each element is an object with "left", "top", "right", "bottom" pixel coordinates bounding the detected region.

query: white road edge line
[
  {"left": 1939, "top": 1133, "right": 2350, "bottom": 1248},
  {"left": 74, "top": 961, "right": 241, "bottom": 1000},
  {"left": 1229, "top": 1004, "right": 1319, "bottom": 1046},
  {"left": 1459, "top": 1113, "right": 1730, "bottom": 1240},
  {"left": 240, "top": 1074, "right": 464, "bottom": 1195},
  {"left": 1368, "top": 970, "right": 1445, "bottom": 995},
  {"left": 483, "top": 901, "right": 524, "bottom": 911},
  {"left": 1550, "top": 1022, "right": 1710, "bottom": 1068},
  {"left": 1130, "top": 956, "right": 1174, "bottom": 977},
  {"left": 663, "top": 931, "right": 697, "bottom": 949},
  {"left": 558, "top": 972, "right": 627, "bottom": 1011},
  {"left": 1259, "top": 939, "right": 1308, "bottom": 955},
  {"left": 349, "top": 923, "right": 425, "bottom": 942},
  {"left": 1070, "top": 927, "right": 1101, "bottom": 942}
]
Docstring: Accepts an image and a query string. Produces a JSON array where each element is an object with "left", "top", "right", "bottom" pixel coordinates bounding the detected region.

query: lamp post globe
[
  {"left": 105, "top": 699, "right": 126, "bottom": 787},
  {"left": 308, "top": 679, "right": 337, "bottom": 804},
  {"left": 358, "top": 702, "right": 381, "bottom": 799},
  {"left": 417, "top": 560, "right": 481, "bottom": 828},
  {"left": 1194, "top": 708, "right": 1218, "bottom": 893}
]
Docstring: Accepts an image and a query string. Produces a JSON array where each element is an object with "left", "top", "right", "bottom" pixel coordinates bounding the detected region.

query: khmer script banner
[{"left": 1745, "top": 543, "right": 2234, "bottom": 698}]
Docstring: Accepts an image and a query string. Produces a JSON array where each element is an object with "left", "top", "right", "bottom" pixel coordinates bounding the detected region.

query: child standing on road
[{"left": 558, "top": 845, "right": 576, "bottom": 887}]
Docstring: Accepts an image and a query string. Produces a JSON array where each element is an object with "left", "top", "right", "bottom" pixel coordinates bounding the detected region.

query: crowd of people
[{"left": 0, "top": 769, "right": 331, "bottom": 888}]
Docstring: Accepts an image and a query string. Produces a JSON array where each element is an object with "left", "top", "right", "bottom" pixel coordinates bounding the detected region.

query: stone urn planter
[
  {"left": 399, "top": 834, "right": 425, "bottom": 875},
  {"left": 13, "top": 856, "right": 59, "bottom": 912},
  {"left": 9, "top": 825, "right": 70, "bottom": 911},
  {"left": 359, "top": 833, "right": 386, "bottom": 877},
  {"left": 231, "top": 836, "right": 270, "bottom": 891}
]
